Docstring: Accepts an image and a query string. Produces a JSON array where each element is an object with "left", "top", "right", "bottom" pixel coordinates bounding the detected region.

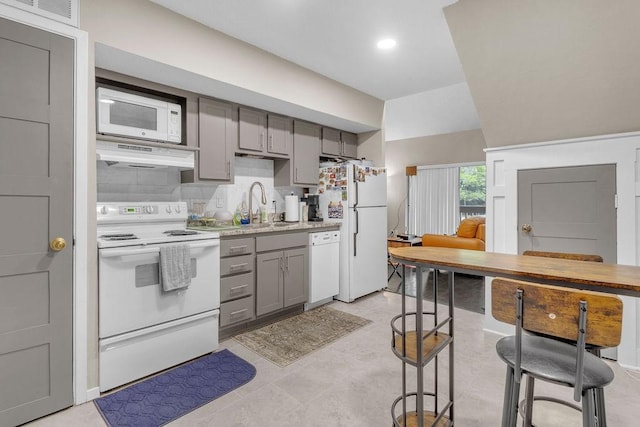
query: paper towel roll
[{"left": 285, "top": 195, "right": 299, "bottom": 222}]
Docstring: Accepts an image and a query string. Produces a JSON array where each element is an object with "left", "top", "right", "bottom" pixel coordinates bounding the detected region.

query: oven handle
[{"left": 100, "top": 240, "right": 220, "bottom": 258}]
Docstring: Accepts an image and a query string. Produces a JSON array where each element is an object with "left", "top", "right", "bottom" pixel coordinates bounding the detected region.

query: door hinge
[{"left": 614, "top": 194, "right": 618, "bottom": 209}]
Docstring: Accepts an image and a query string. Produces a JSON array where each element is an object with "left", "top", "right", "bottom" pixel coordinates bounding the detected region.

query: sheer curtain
[{"left": 407, "top": 166, "right": 460, "bottom": 236}]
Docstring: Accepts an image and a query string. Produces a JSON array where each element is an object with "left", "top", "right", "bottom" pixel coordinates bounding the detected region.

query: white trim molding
[{"left": 485, "top": 132, "right": 640, "bottom": 369}]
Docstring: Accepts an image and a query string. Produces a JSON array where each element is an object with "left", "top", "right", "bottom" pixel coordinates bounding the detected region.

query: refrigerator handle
[
  {"left": 353, "top": 164, "right": 359, "bottom": 207},
  {"left": 353, "top": 208, "right": 359, "bottom": 256}
]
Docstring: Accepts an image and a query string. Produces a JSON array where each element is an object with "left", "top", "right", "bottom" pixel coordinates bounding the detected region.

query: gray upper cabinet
[
  {"left": 341, "top": 131, "right": 358, "bottom": 159},
  {"left": 195, "top": 97, "right": 237, "bottom": 182},
  {"left": 321, "top": 127, "right": 342, "bottom": 156},
  {"left": 238, "top": 108, "right": 291, "bottom": 158},
  {"left": 292, "top": 120, "right": 321, "bottom": 185},
  {"left": 238, "top": 107, "right": 266, "bottom": 153},
  {"left": 267, "top": 114, "right": 292, "bottom": 156},
  {"left": 321, "top": 128, "right": 357, "bottom": 159}
]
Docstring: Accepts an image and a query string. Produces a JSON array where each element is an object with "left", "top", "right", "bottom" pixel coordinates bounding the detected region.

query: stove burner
[
  {"left": 163, "top": 229, "right": 199, "bottom": 236},
  {"left": 100, "top": 233, "right": 139, "bottom": 241}
]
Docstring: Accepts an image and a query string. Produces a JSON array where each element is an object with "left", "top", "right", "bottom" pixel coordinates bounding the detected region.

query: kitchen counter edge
[{"left": 200, "top": 222, "right": 341, "bottom": 238}]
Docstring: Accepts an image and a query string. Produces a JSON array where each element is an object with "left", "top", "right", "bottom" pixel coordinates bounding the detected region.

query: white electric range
[{"left": 97, "top": 202, "right": 220, "bottom": 391}]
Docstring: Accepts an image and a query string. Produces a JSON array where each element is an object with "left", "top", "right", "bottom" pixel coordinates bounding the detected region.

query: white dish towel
[{"left": 160, "top": 244, "right": 192, "bottom": 291}]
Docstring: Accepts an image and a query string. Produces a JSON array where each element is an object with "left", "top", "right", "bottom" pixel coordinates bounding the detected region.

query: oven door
[{"left": 98, "top": 239, "right": 220, "bottom": 338}]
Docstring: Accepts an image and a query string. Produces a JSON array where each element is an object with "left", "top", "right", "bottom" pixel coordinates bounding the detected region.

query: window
[
  {"left": 459, "top": 165, "right": 486, "bottom": 221},
  {"left": 406, "top": 163, "right": 485, "bottom": 236}
]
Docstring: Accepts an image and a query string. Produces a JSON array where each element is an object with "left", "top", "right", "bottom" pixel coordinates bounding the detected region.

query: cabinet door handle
[
  {"left": 230, "top": 284, "right": 249, "bottom": 292},
  {"left": 260, "top": 133, "right": 264, "bottom": 149},
  {"left": 229, "top": 245, "right": 247, "bottom": 253},
  {"left": 279, "top": 257, "right": 283, "bottom": 272},
  {"left": 230, "top": 263, "right": 248, "bottom": 271},
  {"left": 269, "top": 134, "right": 273, "bottom": 150},
  {"left": 226, "top": 160, "right": 230, "bottom": 179},
  {"left": 295, "top": 167, "right": 298, "bottom": 181},
  {"left": 230, "top": 308, "right": 248, "bottom": 317},
  {"left": 285, "top": 255, "right": 289, "bottom": 272}
]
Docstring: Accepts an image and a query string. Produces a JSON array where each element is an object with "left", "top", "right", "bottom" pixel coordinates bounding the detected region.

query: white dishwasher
[{"left": 305, "top": 230, "right": 341, "bottom": 310}]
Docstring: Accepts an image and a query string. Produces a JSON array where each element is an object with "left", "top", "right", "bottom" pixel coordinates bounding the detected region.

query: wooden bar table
[
  {"left": 387, "top": 246, "right": 640, "bottom": 427},
  {"left": 388, "top": 246, "right": 640, "bottom": 297}
]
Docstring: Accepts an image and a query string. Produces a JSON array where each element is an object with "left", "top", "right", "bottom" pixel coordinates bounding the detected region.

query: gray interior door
[
  {"left": 0, "top": 17, "right": 74, "bottom": 425},
  {"left": 518, "top": 164, "right": 618, "bottom": 360},
  {"left": 518, "top": 164, "right": 617, "bottom": 262}
]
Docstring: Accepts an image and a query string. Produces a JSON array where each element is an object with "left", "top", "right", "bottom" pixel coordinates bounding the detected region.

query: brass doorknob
[
  {"left": 521, "top": 224, "right": 532, "bottom": 233},
  {"left": 50, "top": 237, "right": 67, "bottom": 251}
]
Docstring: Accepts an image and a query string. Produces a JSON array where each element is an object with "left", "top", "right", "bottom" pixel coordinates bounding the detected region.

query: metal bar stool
[{"left": 492, "top": 278, "right": 623, "bottom": 427}]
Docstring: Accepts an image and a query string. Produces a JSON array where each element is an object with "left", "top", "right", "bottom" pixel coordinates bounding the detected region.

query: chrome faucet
[{"left": 248, "top": 181, "right": 267, "bottom": 224}]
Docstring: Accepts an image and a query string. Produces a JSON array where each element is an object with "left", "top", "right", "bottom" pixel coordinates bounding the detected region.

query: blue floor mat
[{"left": 94, "top": 349, "right": 256, "bottom": 426}]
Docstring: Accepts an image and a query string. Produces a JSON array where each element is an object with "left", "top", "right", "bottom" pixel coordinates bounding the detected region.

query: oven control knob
[
  {"left": 99, "top": 206, "right": 107, "bottom": 215},
  {"left": 174, "top": 205, "right": 181, "bottom": 213},
  {"left": 166, "top": 206, "right": 172, "bottom": 213}
]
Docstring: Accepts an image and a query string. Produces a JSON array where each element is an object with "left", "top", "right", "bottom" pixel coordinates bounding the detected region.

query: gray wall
[
  {"left": 385, "top": 129, "right": 487, "bottom": 233},
  {"left": 445, "top": 0, "right": 640, "bottom": 147}
]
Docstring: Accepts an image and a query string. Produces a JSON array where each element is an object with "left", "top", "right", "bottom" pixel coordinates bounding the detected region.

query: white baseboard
[{"left": 86, "top": 387, "right": 101, "bottom": 401}]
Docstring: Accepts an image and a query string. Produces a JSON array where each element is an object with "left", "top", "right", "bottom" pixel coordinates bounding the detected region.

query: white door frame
[
  {"left": 0, "top": 4, "right": 90, "bottom": 404},
  {"left": 485, "top": 131, "right": 640, "bottom": 370}
]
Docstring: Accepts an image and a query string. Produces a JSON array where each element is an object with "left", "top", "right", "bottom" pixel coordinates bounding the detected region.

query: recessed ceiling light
[{"left": 377, "top": 38, "right": 396, "bottom": 50}]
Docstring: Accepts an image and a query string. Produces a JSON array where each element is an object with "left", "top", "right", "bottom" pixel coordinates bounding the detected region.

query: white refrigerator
[{"left": 318, "top": 161, "right": 388, "bottom": 302}]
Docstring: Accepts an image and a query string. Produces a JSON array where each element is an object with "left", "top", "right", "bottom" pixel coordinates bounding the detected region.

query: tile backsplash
[
  {"left": 97, "top": 157, "right": 306, "bottom": 218},
  {"left": 97, "top": 162, "right": 181, "bottom": 202}
]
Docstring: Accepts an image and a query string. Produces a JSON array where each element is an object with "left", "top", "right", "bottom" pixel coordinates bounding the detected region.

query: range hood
[{"left": 96, "top": 140, "right": 195, "bottom": 170}]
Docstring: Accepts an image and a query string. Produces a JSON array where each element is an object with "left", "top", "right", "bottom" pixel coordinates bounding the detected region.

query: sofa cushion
[
  {"left": 422, "top": 234, "right": 485, "bottom": 251},
  {"left": 476, "top": 223, "right": 486, "bottom": 241},
  {"left": 457, "top": 216, "right": 485, "bottom": 238}
]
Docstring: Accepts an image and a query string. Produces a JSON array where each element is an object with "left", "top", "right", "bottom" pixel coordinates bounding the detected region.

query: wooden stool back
[{"left": 492, "top": 278, "right": 623, "bottom": 348}]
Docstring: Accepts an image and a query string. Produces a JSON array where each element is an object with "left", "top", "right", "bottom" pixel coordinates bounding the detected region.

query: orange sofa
[{"left": 421, "top": 216, "right": 485, "bottom": 251}]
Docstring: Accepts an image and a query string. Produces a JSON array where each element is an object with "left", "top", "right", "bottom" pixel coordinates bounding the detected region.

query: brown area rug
[{"left": 233, "top": 305, "right": 372, "bottom": 367}]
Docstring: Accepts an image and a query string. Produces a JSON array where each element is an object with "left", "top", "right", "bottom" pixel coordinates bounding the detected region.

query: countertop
[{"left": 188, "top": 221, "right": 340, "bottom": 238}]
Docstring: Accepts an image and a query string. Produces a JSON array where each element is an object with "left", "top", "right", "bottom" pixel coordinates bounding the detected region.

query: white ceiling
[{"left": 149, "top": 0, "right": 465, "bottom": 101}]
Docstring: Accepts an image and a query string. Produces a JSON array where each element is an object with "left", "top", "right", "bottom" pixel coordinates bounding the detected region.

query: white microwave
[{"left": 97, "top": 87, "right": 182, "bottom": 144}]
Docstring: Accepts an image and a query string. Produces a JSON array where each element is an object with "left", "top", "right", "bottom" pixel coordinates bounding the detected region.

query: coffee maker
[{"left": 305, "top": 195, "right": 323, "bottom": 222}]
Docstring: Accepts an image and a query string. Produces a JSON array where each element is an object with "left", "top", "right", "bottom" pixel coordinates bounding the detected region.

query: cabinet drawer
[
  {"left": 220, "top": 296, "right": 255, "bottom": 327},
  {"left": 220, "top": 272, "right": 254, "bottom": 302},
  {"left": 220, "top": 237, "right": 255, "bottom": 257},
  {"left": 256, "top": 232, "right": 308, "bottom": 252},
  {"left": 220, "top": 254, "right": 253, "bottom": 276}
]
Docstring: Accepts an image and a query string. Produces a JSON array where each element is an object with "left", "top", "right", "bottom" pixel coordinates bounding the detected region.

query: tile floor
[{"left": 28, "top": 289, "right": 640, "bottom": 426}]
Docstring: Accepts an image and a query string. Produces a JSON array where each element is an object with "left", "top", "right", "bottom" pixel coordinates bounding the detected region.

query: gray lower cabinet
[
  {"left": 219, "top": 237, "right": 256, "bottom": 328},
  {"left": 255, "top": 232, "right": 309, "bottom": 317}
]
